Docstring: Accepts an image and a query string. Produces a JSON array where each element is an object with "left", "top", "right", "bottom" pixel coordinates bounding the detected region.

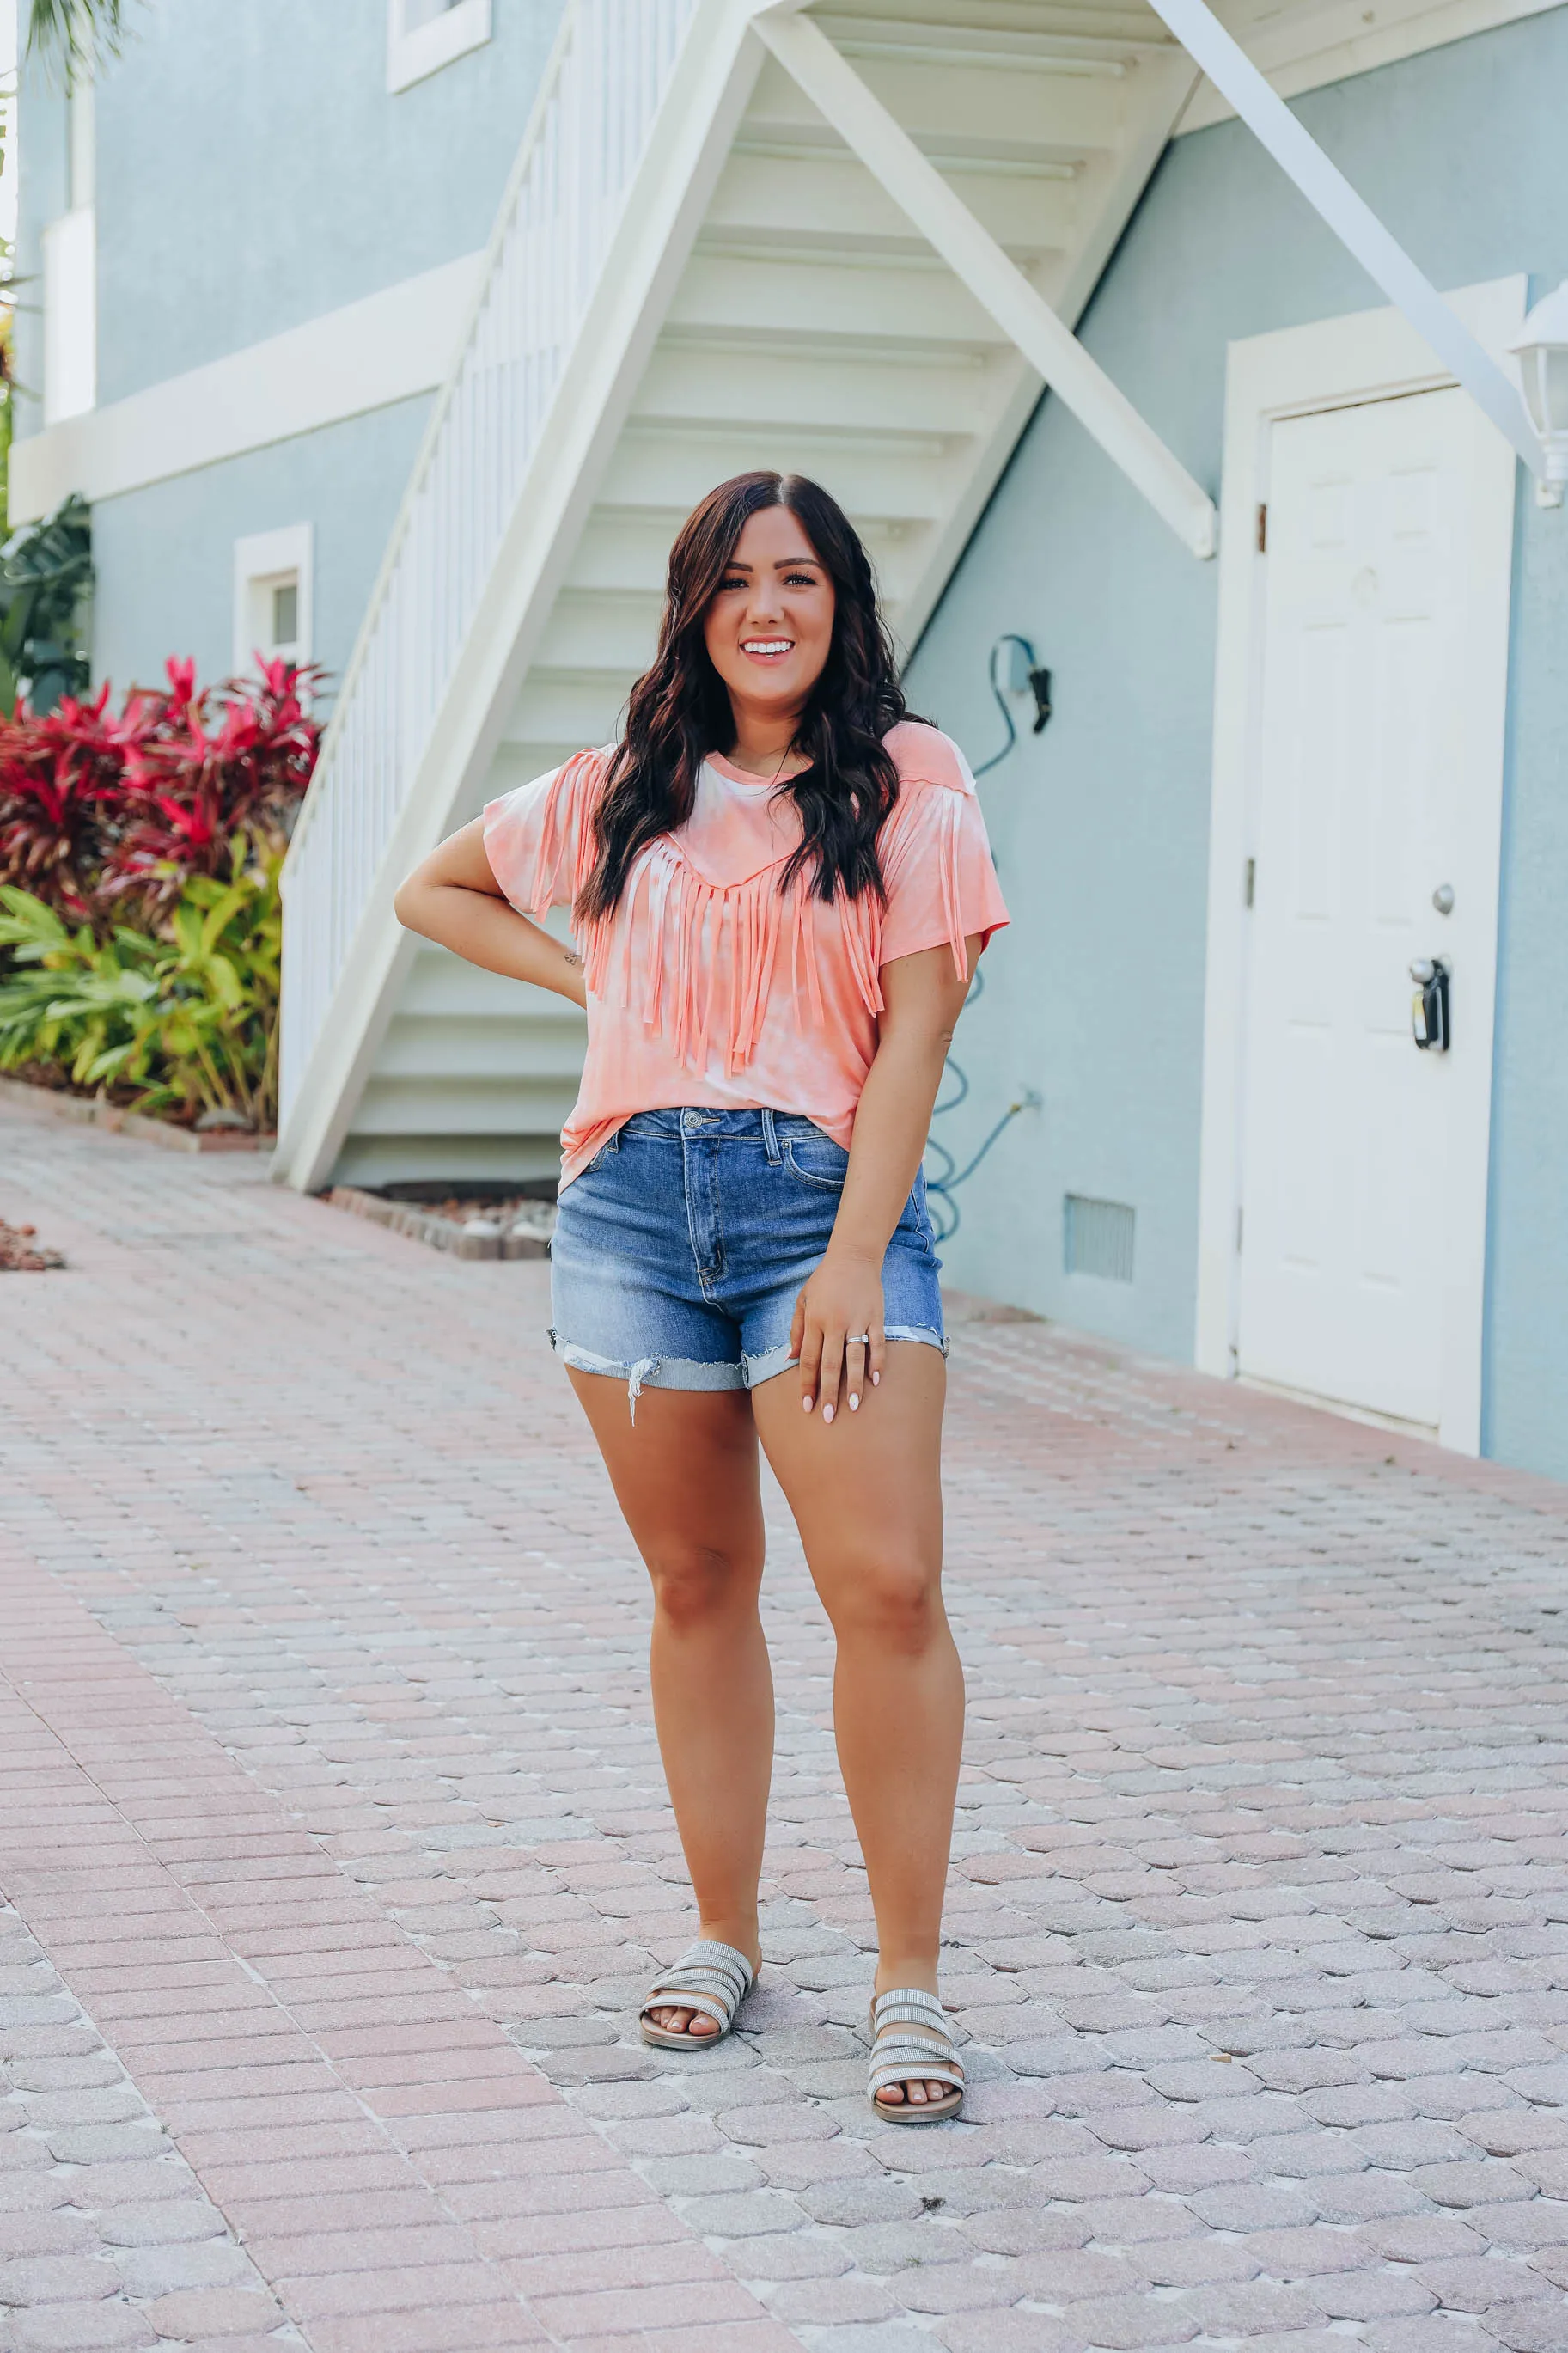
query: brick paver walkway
[{"left": 4, "top": 1096, "right": 1568, "bottom": 2353}]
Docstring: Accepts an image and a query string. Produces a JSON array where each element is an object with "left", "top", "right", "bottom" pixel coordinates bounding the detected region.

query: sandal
[
  {"left": 867, "top": 1986, "right": 966, "bottom": 2123},
  {"left": 639, "top": 1940, "right": 756, "bottom": 2049}
]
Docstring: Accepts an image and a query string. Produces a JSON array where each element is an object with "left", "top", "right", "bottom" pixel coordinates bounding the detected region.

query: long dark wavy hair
[{"left": 576, "top": 472, "right": 912, "bottom": 922}]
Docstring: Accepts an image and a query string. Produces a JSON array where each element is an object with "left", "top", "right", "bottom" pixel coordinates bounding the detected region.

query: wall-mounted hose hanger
[{"left": 974, "top": 633, "right": 1052, "bottom": 778}]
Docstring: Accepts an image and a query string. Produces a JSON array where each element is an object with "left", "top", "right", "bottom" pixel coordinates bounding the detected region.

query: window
[
  {"left": 233, "top": 525, "right": 314, "bottom": 677},
  {"left": 386, "top": 0, "right": 491, "bottom": 94}
]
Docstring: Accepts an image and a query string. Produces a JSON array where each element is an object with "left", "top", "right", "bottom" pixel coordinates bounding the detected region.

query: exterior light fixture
[{"left": 1510, "top": 281, "right": 1568, "bottom": 508}]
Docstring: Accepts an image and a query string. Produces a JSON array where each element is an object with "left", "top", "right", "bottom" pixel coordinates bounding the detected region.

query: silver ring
[{"left": 845, "top": 1333, "right": 871, "bottom": 1345}]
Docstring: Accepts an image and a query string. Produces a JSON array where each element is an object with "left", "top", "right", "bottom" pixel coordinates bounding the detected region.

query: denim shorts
[{"left": 549, "top": 1106, "right": 946, "bottom": 1412}]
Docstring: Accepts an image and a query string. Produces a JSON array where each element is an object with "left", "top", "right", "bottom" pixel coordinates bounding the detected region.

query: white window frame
[
  {"left": 233, "top": 523, "right": 314, "bottom": 678},
  {"left": 386, "top": 0, "right": 491, "bottom": 95},
  {"left": 42, "top": 81, "right": 97, "bottom": 426},
  {"left": 42, "top": 206, "right": 96, "bottom": 425},
  {"left": 1193, "top": 276, "right": 1526, "bottom": 1457}
]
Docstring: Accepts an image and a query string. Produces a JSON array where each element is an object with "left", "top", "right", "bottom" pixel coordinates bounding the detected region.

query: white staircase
[{"left": 277, "top": 0, "right": 1202, "bottom": 1192}]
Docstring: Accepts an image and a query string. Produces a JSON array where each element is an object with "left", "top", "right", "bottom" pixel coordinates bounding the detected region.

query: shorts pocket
[{"left": 783, "top": 1131, "right": 850, "bottom": 1189}]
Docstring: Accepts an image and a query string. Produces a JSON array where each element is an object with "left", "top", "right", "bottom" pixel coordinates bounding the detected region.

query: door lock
[{"left": 1410, "top": 957, "right": 1451, "bottom": 1053}]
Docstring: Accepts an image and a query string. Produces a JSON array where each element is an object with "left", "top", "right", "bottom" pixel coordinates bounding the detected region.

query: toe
[{"left": 876, "top": 2082, "right": 906, "bottom": 2105}]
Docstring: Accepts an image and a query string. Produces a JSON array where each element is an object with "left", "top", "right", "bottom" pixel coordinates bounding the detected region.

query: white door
[{"left": 1236, "top": 388, "right": 1500, "bottom": 1435}]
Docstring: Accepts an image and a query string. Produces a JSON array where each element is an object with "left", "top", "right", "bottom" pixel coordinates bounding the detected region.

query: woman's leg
[
  {"left": 749, "top": 1343, "right": 961, "bottom": 2105},
  {"left": 568, "top": 1371, "right": 772, "bottom": 2036}
]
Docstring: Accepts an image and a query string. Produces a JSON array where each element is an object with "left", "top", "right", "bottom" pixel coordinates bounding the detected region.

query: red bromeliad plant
[
  {"left": 101, "top": 657, "right": 325, "bottom": 916},
  {"left": 0, "top": 657, "right": 324, "bottom": 926},
  {"left": 0, "top": 682, "right": 127, "bottom": 920}
]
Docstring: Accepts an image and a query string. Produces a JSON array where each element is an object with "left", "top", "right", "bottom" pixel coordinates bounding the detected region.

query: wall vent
[{"left": 1064, "top": 1194, "right": 1136, "bottom": 1282}]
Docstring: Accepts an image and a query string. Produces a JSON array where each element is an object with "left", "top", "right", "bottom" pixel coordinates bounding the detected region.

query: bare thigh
[
  {"left": 566, "top": 1373, "right": 764, "bottom": 1566},
  {"left": 748, "top": 1341, "right": 946, "bottom": 1588}
]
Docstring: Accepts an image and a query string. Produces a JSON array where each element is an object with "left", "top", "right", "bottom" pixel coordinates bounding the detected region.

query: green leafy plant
[
  {"left": 0, "top": 844, "right": 284, "bottom": 1129},
  {"left": 27, "top": 1, "right": 136, "bottom": 87},
  {"left": 0, "top": 493, "right": 93, "bottom": 713}
]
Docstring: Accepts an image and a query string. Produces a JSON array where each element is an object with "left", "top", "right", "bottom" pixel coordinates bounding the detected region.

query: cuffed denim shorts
[{"left": 549, "top": 1106, "right": 946, "bottom": 1413}]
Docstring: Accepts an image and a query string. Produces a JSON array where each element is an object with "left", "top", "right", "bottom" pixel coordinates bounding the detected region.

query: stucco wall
[
  {"left": 904, "top": 4, "right": 1568, "bottom": 1476},
  {"left": 88, "top": 396, "right": 432, "bottom": 700},
  {"left": 15, "top": 0, "right": 568, "bottom": 421}
]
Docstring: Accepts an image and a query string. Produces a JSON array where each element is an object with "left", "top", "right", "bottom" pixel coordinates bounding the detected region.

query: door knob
[{"left": 1432, "top": 883, "right": 1455, "bottom": 914}]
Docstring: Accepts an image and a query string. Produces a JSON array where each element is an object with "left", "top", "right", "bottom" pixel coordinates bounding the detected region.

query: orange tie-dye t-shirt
[{"left": 482, "top": 720, "right": 1010, "bottom": 1189}]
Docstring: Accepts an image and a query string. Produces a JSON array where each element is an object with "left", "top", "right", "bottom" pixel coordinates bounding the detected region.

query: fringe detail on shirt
[
  {"left": 524, "top": 749, "right": 604, "bottom": 922},
  {"left": 531, "top": 749, "right": 973, "bottom": 1080}
]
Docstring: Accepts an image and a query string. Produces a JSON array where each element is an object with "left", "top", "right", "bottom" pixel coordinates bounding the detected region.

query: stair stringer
[{"left": 893, "top": 44, "right": 1200, "bottom": 651}]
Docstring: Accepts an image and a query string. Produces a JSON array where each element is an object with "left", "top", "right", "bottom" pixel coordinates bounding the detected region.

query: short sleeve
[
  {"left": 877, "top": 727, "right": 1010, "bottom": 974},
  {"left": 482, "top": 749, "right": 605, "bottom": 918}
]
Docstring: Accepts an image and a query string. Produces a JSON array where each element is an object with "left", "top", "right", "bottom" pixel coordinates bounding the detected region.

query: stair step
[
  {"left": 349, "top": 1072, "right": 579, "bottom": 1140},
  {"left": 598, "top": 426, "right": 958, "bottom": 524},
  {"left": 375, "top": 1018, "right": 589, "bottom": 1085},
  {"left": 666, "top": 251, "right": 1011, "bottom": 356},
  {"left": 632, "top": 344, "right": 995, "bottom": 441},
  {"left": 536, "top": 592, "right": 662, "bottom": 678},
  {"left": 746, "top": 47, "right": 1128, "bottom": 157},
  {"left": 707, "top": 150, "right": 1074, "bottom": 264},
  {"left": 400, "top": 950, "right": 587, "bottom": 1022}
]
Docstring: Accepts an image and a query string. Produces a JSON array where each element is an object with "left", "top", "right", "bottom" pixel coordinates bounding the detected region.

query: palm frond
[{"left": 26, "top": 0, "right": 133, "bottom": 88}]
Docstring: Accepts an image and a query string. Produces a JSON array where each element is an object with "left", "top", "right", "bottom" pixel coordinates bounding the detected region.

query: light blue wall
[
  {"left": 88, "top": 396, "right": 432, "bottom": 699},
  {"left": 15, "top": 0, "right": 569, "bottom": 422},
  {"left": 906, "top": 5, "right": 1568, "bottom": 1476},
  {"left": 15, "top": 3, "right": 565, "bottom": 707}
]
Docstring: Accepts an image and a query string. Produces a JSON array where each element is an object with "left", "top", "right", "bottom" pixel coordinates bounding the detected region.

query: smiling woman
[{"left": 394, "top": 470, "right": 1007, "bottom": 2122}]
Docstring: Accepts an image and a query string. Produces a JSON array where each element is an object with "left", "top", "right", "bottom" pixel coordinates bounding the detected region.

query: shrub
[
  {"left": 0, "top": 655, "right": 321, "bottom": 1128},
  {"left": 0, "top": 493, "right": 94, "bottom": 716},
  {"left": 0, "top": 846, "right": 284, "bottom": 1129},
  {"left": 0, "top": 655, "right": 322, "bottom": 923}
]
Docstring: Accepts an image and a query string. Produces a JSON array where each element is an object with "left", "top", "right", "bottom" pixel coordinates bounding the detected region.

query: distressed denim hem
[
  {"left": 548, "top": 1329, "right": 746, "bottom": 1421},
  {"left": 743, "top": 1324, "right": 949, "bottom": 1389}
]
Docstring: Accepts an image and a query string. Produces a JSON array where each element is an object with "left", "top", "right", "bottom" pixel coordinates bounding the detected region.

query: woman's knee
[
  {"left": 645, "top": 1541, "right": 760, "bottom": 1633},
  {"left": 826, "top": 1550, "right": 944, "bottom": 1654}
]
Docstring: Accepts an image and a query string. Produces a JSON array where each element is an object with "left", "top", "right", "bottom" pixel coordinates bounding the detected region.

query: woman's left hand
[{"left": 791, "top": 1247, "right": 886, "bottom": 1424}]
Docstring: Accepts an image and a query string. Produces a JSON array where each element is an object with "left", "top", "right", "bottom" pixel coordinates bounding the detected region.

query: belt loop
[{"left": 761, "top": 1106, "right": 780, "bottom": 1164}]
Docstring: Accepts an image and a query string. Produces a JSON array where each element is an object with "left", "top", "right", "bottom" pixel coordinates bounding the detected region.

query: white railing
[{"left": 279, "top": 0, "right": 702, "bottom": 1130}]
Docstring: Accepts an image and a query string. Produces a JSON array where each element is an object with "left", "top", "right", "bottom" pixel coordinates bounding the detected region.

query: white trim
[
  {"left": 1194, "top": 274, "right": 1525, "bottom": 1457},
  {"left": 753, "top": 11, "right": 1218, "bottom": 559},
  {"left": 1147, "top": 0, "right": 1544, "bottom": 482},
  {"left": 387, "top": 0, "right": 492, "bottom": 95},
  {"left": 41, "top": 207, "right": 96, "bottom": 425},
  {"left": 9, "top": 253, "right": 484, "bottom": 524},
  {"left": 233, "top": 523, "right": 314, "bottom": 676}
]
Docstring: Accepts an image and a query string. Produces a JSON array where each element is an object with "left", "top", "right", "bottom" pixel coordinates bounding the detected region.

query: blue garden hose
[{"left": 921, "top": 636, "right": 1047, "bottom": 1241}]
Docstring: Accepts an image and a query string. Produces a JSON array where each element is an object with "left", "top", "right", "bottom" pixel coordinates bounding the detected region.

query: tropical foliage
[
  {"left": 0, "top": 495, "right": 94, "bottom": 714},
  {"left": 26, "top": 0, "right": 134, "bottom": 86},
  {"left": 0, "top": 849, "right": 284, "bottom": 1128},
  {"left": 0, "top": 657, "right": 321, "bottom": 1128},
  {"left": 0, "top": 655, "right": 320, "bottom": 922}
]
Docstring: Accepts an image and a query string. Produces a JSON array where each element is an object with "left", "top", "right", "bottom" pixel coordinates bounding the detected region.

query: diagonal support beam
[
  {"left": 753, "top": 11, "right": 1218, "bottom": 559},
  {"left": 1146, "top": 0, "right": 1547, "bottom": 480}
]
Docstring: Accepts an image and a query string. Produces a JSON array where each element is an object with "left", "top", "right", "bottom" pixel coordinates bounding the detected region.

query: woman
[{"left": 395, "top": 471, "right": 1006, "bottom": 2119}]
